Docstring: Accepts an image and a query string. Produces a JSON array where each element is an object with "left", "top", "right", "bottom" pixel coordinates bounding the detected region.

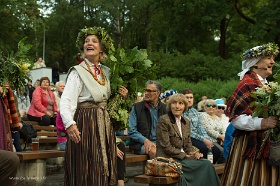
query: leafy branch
[
  {"left": 251, "top": 79, "right": 280, "bottom": 141},
  {"left": 0, "top": 37, "right": 33, "bottom": 91},
  {"left": 105, "top": 47, "right": 157, "bottom": 131}
]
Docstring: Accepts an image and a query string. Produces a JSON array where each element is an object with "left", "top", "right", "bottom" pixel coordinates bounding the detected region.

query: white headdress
[{"left": 237, "top": 57, "right": 261, "bottom": 80}]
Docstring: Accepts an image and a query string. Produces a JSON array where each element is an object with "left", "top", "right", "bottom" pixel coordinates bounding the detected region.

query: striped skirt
[
  {"left": 221, "top": 135, "right": 280, "bottom": 186},
  {"left": 64, "top": 102, "right": 117, "bottom": 186}
]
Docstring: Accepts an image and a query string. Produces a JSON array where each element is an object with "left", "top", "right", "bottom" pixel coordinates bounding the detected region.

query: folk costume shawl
[
  {"left": 0, "top": 88, "right": 20, "bottom": 151},
  {"left": 3, "top": 88, "right": 20, "bottom": 131},
  {"left": 226, "top": 72, "right": 269, "bottom": 159},
  {"left": 73, "top": 64, "right": 111, "bottom": 103}
]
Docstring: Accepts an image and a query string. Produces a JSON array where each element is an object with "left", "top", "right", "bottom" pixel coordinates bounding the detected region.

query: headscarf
[{"left": 237, "top": 57, "right": 261, "bottom": 80}]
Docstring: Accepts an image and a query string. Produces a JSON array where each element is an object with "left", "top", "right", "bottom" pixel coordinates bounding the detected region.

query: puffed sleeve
[{"left": 60, "top": 70, "right": 83, "bottom": 129}]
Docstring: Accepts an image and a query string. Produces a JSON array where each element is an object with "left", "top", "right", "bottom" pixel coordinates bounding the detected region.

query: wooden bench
[
  {"left": 16, "top": 150, "right": 65, "bottom": 186},
  {"left": 16, "top": 150, "right": 65, "bottom": 161},
  {"left": 117, "top": 135, "right": 150, "bottom": 164},
  {"left": 126, "top": 153, "right": 148, "bottom": 163},
  {"left": 33, "top": 125, "right": 57, "bottom": 131},
  {"left": 15, "top": 150, "right": 148, "bottom": 185},
  {"left": 22, "top": 120, "right": 40, "bottom": 125},
  {"left": 22, "top": 120, "right": 56, "bottom": 132},
  {"left": 134, "top": 163, "right": 225, "bottom": 186},
  {"left": 14, "top": 134, "right": 147, "bottom": 185},
  {"left": 117, "top": 135, "right": 130, "bottom": 141}
]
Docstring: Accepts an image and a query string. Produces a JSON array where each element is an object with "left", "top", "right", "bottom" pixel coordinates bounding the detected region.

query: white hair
[{"left": 55, "top": 81, "right": 65, "bottom": 88}]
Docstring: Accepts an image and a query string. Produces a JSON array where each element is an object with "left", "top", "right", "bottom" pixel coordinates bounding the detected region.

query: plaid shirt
[{"left": 182, "top": 108, "right": 210, "bottom": 141}]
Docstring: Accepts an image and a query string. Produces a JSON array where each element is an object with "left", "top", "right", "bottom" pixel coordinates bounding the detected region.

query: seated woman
[
  {"left": 160, "top": 89, "right": 177, "bottom": 104},
  {"left": 56, "top": 112, "right": 67, "bottom": 150},
  {"left": 156, "top": 94, "right": 220, "bottom": 186},
  {"left": 27, "top": 77, "right": 58, "bottom": 126},
  {"left": 215, "top": 99, "right": 229, "bottom": 133},
  {"left": 200, "top": 99, "right": 225, "bottom": 163}
]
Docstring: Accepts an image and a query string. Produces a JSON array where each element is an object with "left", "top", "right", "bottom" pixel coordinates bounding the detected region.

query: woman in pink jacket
[{"left": 27, "top": 77, "right": 58, "bottom": 126}]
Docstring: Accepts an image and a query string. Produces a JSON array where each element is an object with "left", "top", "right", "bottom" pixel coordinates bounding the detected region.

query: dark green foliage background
[
  {"left": 1, "top": 0, "right": 280, "bottom": 100},
  {"left": 158, "top": 77, "right": 239, "bottom": 105}
]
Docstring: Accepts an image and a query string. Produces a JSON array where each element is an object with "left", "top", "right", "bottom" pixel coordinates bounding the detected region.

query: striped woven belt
[{"left": 78, "top": 101, "right": 107, "bottom": 109}]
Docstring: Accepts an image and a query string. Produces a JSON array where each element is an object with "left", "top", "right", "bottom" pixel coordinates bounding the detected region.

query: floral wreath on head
[
  {"left": 76, "top": 26, "right": 115, "bottom": 55},
  {"left": 241, "top": 43, "right": 279, "bottom": 60}
]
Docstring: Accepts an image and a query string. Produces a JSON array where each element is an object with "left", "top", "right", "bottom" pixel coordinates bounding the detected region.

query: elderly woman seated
[
  {"left": 200, "top": 99, "right": 225, "bottom": 163},
  {"left": 156, "top": 94, "right": 220, "bottom": 186}
]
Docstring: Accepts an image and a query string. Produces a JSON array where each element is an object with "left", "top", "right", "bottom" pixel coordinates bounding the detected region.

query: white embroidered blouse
[{"left": 60, "top": 59, "right": 110, "bottom": 129}]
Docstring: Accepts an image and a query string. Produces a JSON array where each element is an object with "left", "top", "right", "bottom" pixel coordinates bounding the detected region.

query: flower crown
[
  {"left": 241, "top": 43, "right": 279, "bottom": 60},
  {"left": 160, "top": 90, "right": 178, "bottom": 100},
  {"left": 76, "top": 26, "right": 115, "bottom": 54}
]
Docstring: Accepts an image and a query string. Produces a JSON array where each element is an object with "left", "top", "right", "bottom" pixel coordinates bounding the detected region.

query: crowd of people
[
  {"left": 127, "top": 43, "right": 280, "bottom": 186},
  {"left": 0, "top": 25, "right": 279, "bottom": 186}
]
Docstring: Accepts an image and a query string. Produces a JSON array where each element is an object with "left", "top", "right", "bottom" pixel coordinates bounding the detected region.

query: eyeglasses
[
  {"left": 205, "top": 104, "right": 216, "bottom": 108},
  {"left": 144, "top": 89, "right": 158, "bottom": 93},
  {"left": 217, "top": 106, "right": 225, "bottom": 110}
]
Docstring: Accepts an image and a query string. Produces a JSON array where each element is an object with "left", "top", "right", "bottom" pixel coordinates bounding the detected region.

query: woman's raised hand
[{"left": 119, "top": 85, "right": 128, "bottom": 98}]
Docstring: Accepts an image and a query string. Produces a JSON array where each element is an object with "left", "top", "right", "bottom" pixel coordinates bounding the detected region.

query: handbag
[
  {"left": 19, "top": 121, "right": 37, "bottom": 150},
  {"left": 144, "top": 157, "right": 182, "bottom": 178}
]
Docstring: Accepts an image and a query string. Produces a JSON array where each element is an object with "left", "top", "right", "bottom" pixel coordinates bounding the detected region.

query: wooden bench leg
[{"left": 16, "top": 159, "right": 47, "bottom": 186}]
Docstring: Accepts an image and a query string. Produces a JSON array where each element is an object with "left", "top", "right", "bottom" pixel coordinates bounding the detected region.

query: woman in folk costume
[
  {"left": 221, "top": 43, "right": 280, "bottom": 186},
  {"left": 0, "top": 84, "right": 21, "bottom": 151},
  {"left": 60, "top": 27, "right": 128, "bottom": 186}
]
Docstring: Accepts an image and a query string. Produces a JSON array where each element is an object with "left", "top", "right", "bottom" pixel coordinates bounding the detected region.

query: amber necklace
[{"left": 82, "top": 61, "right": 106, "bottom": 86}]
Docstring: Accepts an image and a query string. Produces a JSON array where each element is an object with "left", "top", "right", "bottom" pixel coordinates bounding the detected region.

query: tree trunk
[
  {"left": 115, "top": 12, "right": 122, "bottom": 46},
  {"left": 275, "top": 20, "right": 280, "bottom": 61},
  {"left": 219, "top": 18, "right": 227, "bottom": 59},
  {"left": 145, "top": 6, "right": 151, "bottom": 49}
]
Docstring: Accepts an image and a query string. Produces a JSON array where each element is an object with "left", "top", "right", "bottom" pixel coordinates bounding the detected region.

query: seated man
[
  {"left": 128, "top": 80, "right": 166, "bottom": 159},
  {"left": 181, "top": 88, "right": 221, "bottom": 164}
]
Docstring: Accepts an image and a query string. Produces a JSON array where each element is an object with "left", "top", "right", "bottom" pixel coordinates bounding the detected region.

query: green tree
[
  {"left": 0, "top": 0, "right": 41, "bottom": 57},
  {"left": 44, "top": 0, "right": 86, "bottom": 72}
]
